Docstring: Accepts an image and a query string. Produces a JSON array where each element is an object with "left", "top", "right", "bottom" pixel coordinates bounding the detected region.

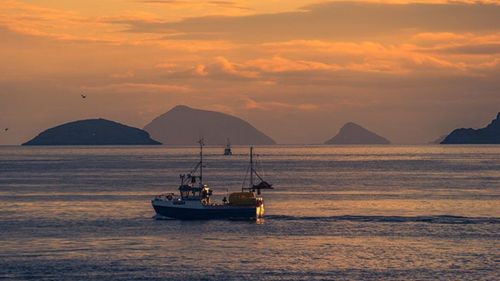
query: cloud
[
  {"left": 411, "top": 32, "right": 472, "bottom": 43},
  {"left": 83, "top": 82, "right": 192, "bottom": 94},
  {"left": 165, "top": 40, "right": 497, "bottom": 85},
  {"left": 109, "top": 2, "right": 500, "bottom": 42},
  {"left": 243, "top": 97, "right": 319, "bottom": 112},
  {"left": 0, "top": 1, "right": 119, "bottom": 43},
  {"left": 434, "top": 43, "right": 500, "bottom": 55},
  {"left": 137, "top": 0, "right": 253, "bottom": 11},
  {"left": 193, "top": 64, "right": 208, "bottom": 76},
  {"left": 247, "top": 56, "right": 339, "bottom": 73},
  {"left": 410, "top": 32, "right": 500, "bottom": 55},
  {"left": 213, "top": 56, "right": 260, "bottom": 78},
  {"left": 110, "top": 71, "right": 135, "bottom": 78}
]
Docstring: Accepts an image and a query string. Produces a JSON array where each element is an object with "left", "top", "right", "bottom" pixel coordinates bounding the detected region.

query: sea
[{"left": 0, "top": 145, "right": 498, "bottom": 280}]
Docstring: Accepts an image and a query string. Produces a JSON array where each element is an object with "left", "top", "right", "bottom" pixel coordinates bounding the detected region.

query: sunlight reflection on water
[{"left": 0, "top": 145, "right": 499, "bottom": 280}]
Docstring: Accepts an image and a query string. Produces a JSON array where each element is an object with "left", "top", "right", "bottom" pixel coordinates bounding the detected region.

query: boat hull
[{"left": 152, "top": 201, "right": 263, "bottom": 220}]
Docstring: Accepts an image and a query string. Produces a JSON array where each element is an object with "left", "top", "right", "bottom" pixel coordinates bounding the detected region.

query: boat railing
[{"left": 154, "top": 193, "right": 175, "bottom": 201}]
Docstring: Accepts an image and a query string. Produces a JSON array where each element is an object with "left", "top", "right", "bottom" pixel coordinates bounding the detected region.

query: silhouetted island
[
  {"left": 144, "top": 105, "right": 276, "bottom": 145},
  {"left": 23, "top": 118, "right": 161, "bottom": 145},
  {"left": 441, "top": 112, "right": 500, "bottom": 144},
  {"left": 324, "top": 122, "right": 390, "bottom": 145}
]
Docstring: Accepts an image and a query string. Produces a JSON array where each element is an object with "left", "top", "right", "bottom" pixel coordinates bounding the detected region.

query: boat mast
[
  {"left": 199, "top": 138, "right": 203, "bottom": 184},
  {"left": 250, "top": 146, "right": 253, "bottom": 187}
]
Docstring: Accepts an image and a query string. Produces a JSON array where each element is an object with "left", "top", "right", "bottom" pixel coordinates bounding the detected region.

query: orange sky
[{"left": 1, "top": 0, "right": 499, "bottom": 144}]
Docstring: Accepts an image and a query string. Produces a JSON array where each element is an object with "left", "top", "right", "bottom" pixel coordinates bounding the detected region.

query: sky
[{"left": 0, "top": 0, "right": 499, "bottom": 145}]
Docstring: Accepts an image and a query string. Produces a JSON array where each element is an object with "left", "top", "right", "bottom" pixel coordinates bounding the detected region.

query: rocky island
[
  {"left": 144, "top": 105, "right": 275, "bottom": 145},
  {"left": 324, "top": 122, "right": 390, "bottom": 145},
  {"left": 23, "top": 118, "right": 161, "bottom": 145},
  {"left": 441, "top": 112, "right": 500, "bottom": 144}
]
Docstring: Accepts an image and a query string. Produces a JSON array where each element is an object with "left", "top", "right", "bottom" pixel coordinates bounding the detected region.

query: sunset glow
[{"left": 1, "top": 0, "right": 499, "bottom": 144}]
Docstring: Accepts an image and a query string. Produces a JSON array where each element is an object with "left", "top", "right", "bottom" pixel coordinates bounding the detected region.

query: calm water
[{"left": 0, "top": 145, "right": 499, "bottom": 280}]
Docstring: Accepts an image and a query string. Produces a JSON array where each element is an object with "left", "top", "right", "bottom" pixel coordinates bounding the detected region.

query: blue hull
[{"left": 152, "top": 203, "right": 258, "bottom": 220}]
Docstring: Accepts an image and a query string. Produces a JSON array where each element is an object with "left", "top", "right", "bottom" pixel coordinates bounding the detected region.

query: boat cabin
[{"left": 179, "top": 184, "right": 212, "bottom": 200}]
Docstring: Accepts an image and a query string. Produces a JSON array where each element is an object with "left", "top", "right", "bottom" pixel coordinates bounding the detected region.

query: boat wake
[
  {"left": 266, "top": 215, "right": 499, "bottom": 224},
  {"left": 152, "top": 214, "right": 175, "bottom": 220}
]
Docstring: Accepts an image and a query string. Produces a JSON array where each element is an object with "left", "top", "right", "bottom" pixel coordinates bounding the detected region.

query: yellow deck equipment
[{"left": 229, "top": 192, "right": 256, "bottom": 206}]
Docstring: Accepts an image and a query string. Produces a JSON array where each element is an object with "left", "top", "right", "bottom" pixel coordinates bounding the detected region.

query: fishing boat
[
  {"left": 151, "top": 140, "right": 273, "bottom": 220},
  {"left": 224, "top": 138, "right": 232, "bottom": 155}
]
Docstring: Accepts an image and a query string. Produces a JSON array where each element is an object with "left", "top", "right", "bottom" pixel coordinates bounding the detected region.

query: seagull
[{"left": 81, "top": 94, "right": 87, "bottom": 99}]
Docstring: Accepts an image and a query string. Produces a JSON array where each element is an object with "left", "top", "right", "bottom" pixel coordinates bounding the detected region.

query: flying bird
[
  {"left": 4, "top": 128, "right": 8, "bottom": 131},
  {"left": 81, "top": 94, "right": 87, "bottom": 99}
]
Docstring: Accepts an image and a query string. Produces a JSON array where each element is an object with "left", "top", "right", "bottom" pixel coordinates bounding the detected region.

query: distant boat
[
  {"left": 224, "top": 138, "right": 232, "bottom": 155},
  {"left": 151, "top": 141, "right": 273, "bottom": 220}
]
